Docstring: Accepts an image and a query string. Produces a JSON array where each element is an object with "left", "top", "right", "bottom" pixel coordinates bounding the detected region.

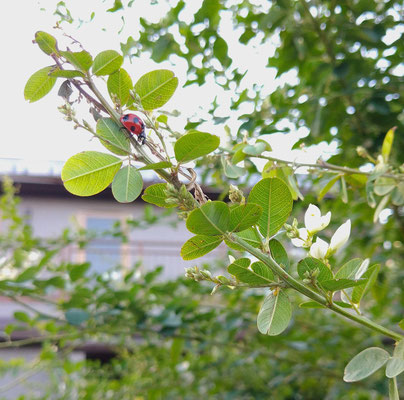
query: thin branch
[
  {"left": 51, "top": 55, "right": 107, "bottom": 113},
  {"left": 255, "top": 154, "right": 404, "bottom": 181},
  {"left": 0, "top": 332, "right": 79, "bottom": 349},
  {"left": 229, "top": 233, "right": 404, "bottom": 341},
  {"left": 8, "top": 295, "right": 65, "bottom": 323}
]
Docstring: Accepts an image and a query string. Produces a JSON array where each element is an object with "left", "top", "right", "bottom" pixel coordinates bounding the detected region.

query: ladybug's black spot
[
  {"left": 122, "top": 115, "right": 129, "bottom": 121},
  {"left": 130, "top": 126, "right": 135, "bottom": 132},
  {"left": 133, "top": 117, "right": 139, "bottom": 123}
]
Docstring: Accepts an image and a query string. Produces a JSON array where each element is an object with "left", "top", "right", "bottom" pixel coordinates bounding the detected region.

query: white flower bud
[
  {"left": 304, "top": 204, "right": 331, "bottom": 234},
  {"left": 329, "top": 220, "right": 351, "bottom": 253},
  {"left": 291, "top": 228, "right": 310, "bottom": 248},
  {"left": 310, "top": 237, "right": 329, "bottom": 260}
]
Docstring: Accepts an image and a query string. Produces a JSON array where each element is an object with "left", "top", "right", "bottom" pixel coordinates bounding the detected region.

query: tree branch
[{"left": 228, "top": 233, "right": 404, "bottom": 341}]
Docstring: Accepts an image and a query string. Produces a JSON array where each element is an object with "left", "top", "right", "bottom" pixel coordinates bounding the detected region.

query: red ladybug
[{"left": 120, "top": 113, "right": 146, "bottom": 144}]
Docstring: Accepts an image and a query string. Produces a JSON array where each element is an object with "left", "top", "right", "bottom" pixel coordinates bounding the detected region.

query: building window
[{"left": 81, "top": 216, "right": 130, "bottom": 275}]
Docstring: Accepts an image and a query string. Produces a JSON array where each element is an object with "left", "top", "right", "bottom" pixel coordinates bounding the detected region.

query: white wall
[{"left": 17, "top": 196, "right": 226, "bottom": 279}]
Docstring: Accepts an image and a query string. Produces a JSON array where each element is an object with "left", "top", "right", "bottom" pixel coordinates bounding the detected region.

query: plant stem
[
  {"left": 255, "top": 155, "right": 404, "bottom": 181},
  {"left": 8, "top": 295, "right": 65, "bottom": 323},
  {"left": 0, "top": 332, "right": 79, "bottom": 349},
  {"left": 50, "top": 55, "right": 107, "bottom": 112},
  {"left": 229, "top": 234, "right": 404, "bottom": 341},
  {"left": 85, "top": 77, "right": 182, "bottom": 189}
]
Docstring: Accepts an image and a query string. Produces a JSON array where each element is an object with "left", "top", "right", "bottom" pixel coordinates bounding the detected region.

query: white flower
[
  {"left": 329, "top": 220, "right": 351, "bottom": 253},
  {"left": 310, "top": 238, "right": 329, "bottom": 260},
  {"left": 291, "top": 228, "right": 310, "bottom": 248},
  {"left": 304, "top": 204, "right": 331, "bottom": 234}
]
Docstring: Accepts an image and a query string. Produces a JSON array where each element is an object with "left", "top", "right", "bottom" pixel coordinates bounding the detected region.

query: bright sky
[{"left": 1, "top": 0, "right": 339, "bottom": 175}]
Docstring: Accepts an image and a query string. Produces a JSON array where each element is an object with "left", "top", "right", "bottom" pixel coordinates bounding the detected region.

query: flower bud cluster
[
  {"left": 165, "top": 184, "right": 195, "bottom": 212},
  {"left": 58, "top": 103, "right": 75, "bottom": 122},
  {"left": 129, "top": 90, "right": 142, "bottom": 106},
  {"left": 284, "top": 218, "right": 300, "bottom": 239},
  {"left": 302, "top": 268, "right": 320, "bottom": 285},
  {"left": 228, "top": 185, "right": 245, "bottom": 204},
  {"left": 185, "top": 266, "right": 233, "bottom": 287}
]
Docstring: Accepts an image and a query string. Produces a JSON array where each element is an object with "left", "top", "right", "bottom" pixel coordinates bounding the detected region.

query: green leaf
[
  {"left": 213, "top": 36, "right": 230, "bottom": 65},
  {"left": 14, "top": 311, "right": 30, "bottom": 323},
  {"left": 92, "top": 50, "right": 123, "bottom": 76},
  {"left": 341, "top": 176, "right": 348, "bottom": 203},
  {"left": 49, "top": 69, "right": 85, "bottom": 78},
  {"left": 24, "top": 66, "right": 57, "bottom": 103},
  {"left": 61, "top": 151, "right": 122, "bottom": 196},
  {"left": 186, "top": 201, "right": 229, "bottom": 236},
  {"left": 61, "top": 50, "right": 93, "bottom": 72},
  {"left": 367, "top": 165, "right": 389, "bottom": 209},
  {"left": 399, "top": 320, "right": 404, "bottom": 331},
  {"left": 257, "top": 290, "right": 292, "bottom": 336},
  {"left": 243, "top": 142, "right": 267, "bottom": 156},
  {"left": 107, "top": 68, "right": 133, "bottom": 105},
  {"left": 221, "top": 157, "right": 245, "bottom": 178},
  {"left": 391, "top": 183, "right": 404, "bottom": 206},
  {"left": 299, "top": 301, "right": 325, "bottom": 309},
  {"left": 229, "top": 203, "right": 262, "bottom": 232},
  {"left": 141, "top": 183, "right": 176, "bottom": 208},
  {"left": 386, "top": 358, "right": 404, "bottom": 378},
  {"left": 394, "top": 340, "right": 404, "bottom": 359},
  {"left": 225, "top": 228, "right": 262, "bottom": 251},
  {"left": 232, "top": 144, "right": 247, "bottom": 164},
  {"left": 135, "top": 69, "right": 178, "bottom": 110},
  {"left": 318, "top": 175, "right": 340, "bottom": 201},
  {"left": 4, "top": 324, "right": 15, "bottom": 337},
  {"left": 96, "top": 118, "right": 130, "bottom": 155},
  {"left": 228, "top": 258, "right": 274, "bottom": 285},
  {"left": 112, "top": 166, "right": 143, "bottom": 203},
  {"left": 344, "top": 347, "right": 390, "bottom": 382},
  {"left": 262, "top": 161, "right": 276, "bottom": 179},
  {"left": 351, "top": 264, "right": 380, "bottom": 304},
  {"left": 68, "top": 263, "right": 90, "bottom": 281},
  {"left": 107, "top": 0, "right": 123, "bottom": 12},
  {"left": 335, "top": 258, "right": 363, "bottom": 279},
  {"left": 251, "top": 261, "right": 275, "bottom": 282},
  {"left": 156, "top": 114, "right": 168, "bottom": 124},
  {"left": 248, "top": 178, "right": 293, "bottom": 239},
  {"left": 35, "top": 31, "right": 58, "bottom": 55},
  {"left": 287, "top": 173, "right": 304, "bottom": 201},
  {"left": 175, "top": 131, "right": 220, "bottom": 163},
  {"left": 138, "top": 161, "right": 172, "bottom": 171},
  {"left": 374, "top": 177, "right": 396, "bottom": 196},
  {"left": 15, "top": 266, "right": 41, "bottom": 282},
  {"left": 345, "top": 174, "right": 367, "bottom": 187},
  {"left": 297, "top": 258, "right": 333, "bottom": 282},
  {"left": 181, "top": 235, "right": 222, "bottom": 260},
  {"left": 334, "top": 301, "right": 353, "bottom": 308},
  {"left": 320, "top": 278, "right": 366, "bottom": 292},
  {"left": 382, "top": 127, "right": 395, "bottom": 163},
  {"left": 65, "top": 308, "right": 90, "bottom": 326},
  {"left": 366, "top": 179, "right": 377, "bottom": 208},
  {"left": 269, "top": 239, "right": 289, "bottom": 271}
]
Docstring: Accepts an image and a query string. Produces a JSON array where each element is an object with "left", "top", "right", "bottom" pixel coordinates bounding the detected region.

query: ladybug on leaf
[{"left": 120, "top": 113, "right": 146, "bottom": 145}]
